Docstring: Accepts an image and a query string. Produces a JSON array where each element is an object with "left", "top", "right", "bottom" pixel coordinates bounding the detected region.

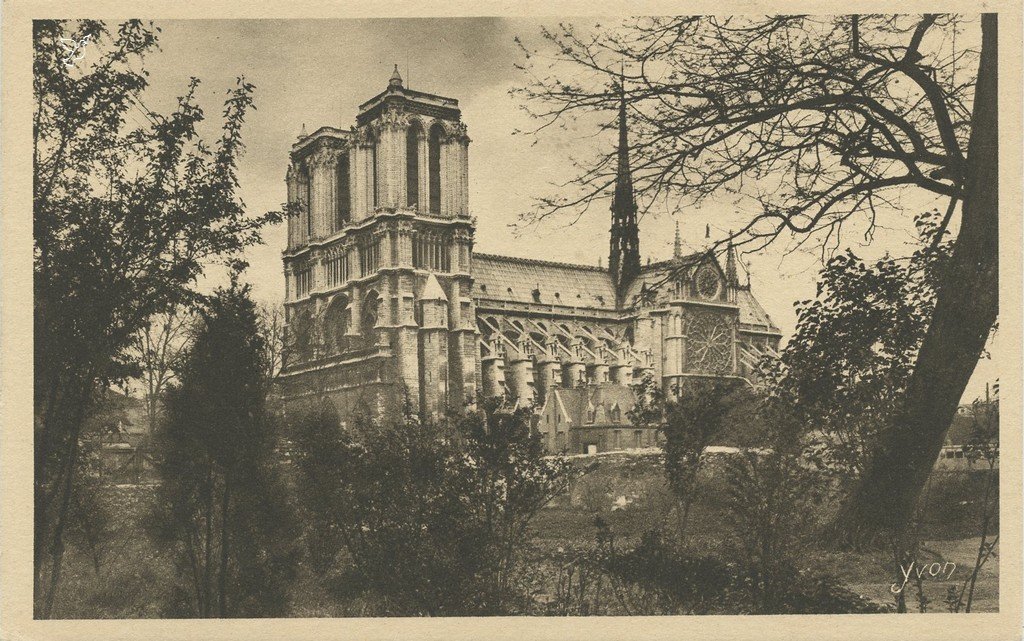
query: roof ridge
[
  {"left": 474, "top": 252, "right": 609, "bottom": 273},
  {"left": 643, "top": 253, "right": 706, "bottom": 269}
]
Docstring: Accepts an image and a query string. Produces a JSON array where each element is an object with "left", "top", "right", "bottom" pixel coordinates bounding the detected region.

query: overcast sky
[{"left": 138, "top": 18, "right": 998, "bottom": 401}]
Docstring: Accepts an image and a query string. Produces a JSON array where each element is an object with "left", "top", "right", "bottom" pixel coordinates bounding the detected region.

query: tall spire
[
  {"left": 673, "top": 221, "right": 682, "bottom": 258},
  {"left": 609, "top": 68, "right": 641, "bottom": 302},
  {"left": 725, "top": 232, "right": 739, "bottom": 286}
]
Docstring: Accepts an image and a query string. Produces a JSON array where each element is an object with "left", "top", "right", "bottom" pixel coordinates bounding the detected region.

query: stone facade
[{"left": 278, "top": 69, "right": 782, "bottom": 452}]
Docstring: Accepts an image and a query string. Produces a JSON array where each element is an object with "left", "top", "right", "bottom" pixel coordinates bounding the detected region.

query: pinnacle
[{"left": 389, "top": 63, "right": 404, "bottom": 88}]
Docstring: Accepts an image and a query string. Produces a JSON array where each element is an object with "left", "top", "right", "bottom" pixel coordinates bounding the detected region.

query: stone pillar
[
  {"left": 448, "top": 234, "right": 460, "bottom": 274},
  {"left": 610, "top": 347, "right": 633, "bottom": 386},
  {"left": 459, "top": 138, "right": 470, "bottom": 217},
  {"left": 417, "top": 130, "right": 429, "bottom": 214},
  {"left": 286, "top": 164, "right": 299, "bottom": 249},
  {"left": 358, "top": 128, "right": 376, "bottom": 215},
  {"left": 296, "top": 165, "right": 311, "bottom": 245},
  {"left": 447, "top": 276, "right": 478, "bottom": 410},
  {"left": 350, "top": 141, "right": 366, "bottom": 221},
  {"left": 283, "top": 263, "right": 294, "bottom": 301},
  {"left": 664, "top": 313, "right": 684, "bottom": 378},
  {"left": 312, "top": 254, "right": 325, "bottom": 294},
  {"left": 563, "top": 339, "right": 587, "bottom": 388},
  {"left": 378, "top": 109, "right": 407, "bottom": 209},
  {"left": 346, "top": 283, "right": 362, "bottom": 337},
  {"left": 442, "top": 140, "right": 458, "bottom": 218},
  {"left": 377, "top": 226, "right": 392, "bottom": 270},
  {"left": 535, "top": 339, "right": 562, "bottom": 404},
  {"left": 590, "top": 349, "right": 610, "bottom": 384},
  {"left": 505, "top": 341, "right": 535, "bottom": 406},
  {"left": 309, "top": 146, "right": 339, "bottom": 239},
  {"left": 480, "top": 339, "right": 506, "bottom": 399},
  {"left": 394, "top": 220, "right": 413, "bottom": 267}
]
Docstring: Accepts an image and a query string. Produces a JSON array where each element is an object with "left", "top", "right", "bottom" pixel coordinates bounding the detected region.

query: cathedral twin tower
[
  {"left": 284, "top": 66, "right": 469, "bottom": 246},
  {"left": 279, "top": 66, "right": 476, "bottom": 420}
]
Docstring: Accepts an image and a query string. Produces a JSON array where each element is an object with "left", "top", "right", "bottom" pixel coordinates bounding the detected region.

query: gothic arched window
[
  {"left": 289, "top": 308, "right": 314, "bottom": 363},
  {"left": 323, "top": 295, "right": 350, "bottom": 355},
  {"left": 361, "top": 291, "right": 380, "bottom": 347},
  {"left": 407, "top": 121, "right": 422, "bottom": 208},
  {"left": 336, "top": 152, "right": 351, "bottom": 228},
  {"left": 428, "top": 123, "right": 444, "bottom": 214}
]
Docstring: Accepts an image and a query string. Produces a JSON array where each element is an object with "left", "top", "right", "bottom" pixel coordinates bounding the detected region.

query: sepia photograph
[{"left": 1, "top": 3, "right": 1022, "bottom": 639}]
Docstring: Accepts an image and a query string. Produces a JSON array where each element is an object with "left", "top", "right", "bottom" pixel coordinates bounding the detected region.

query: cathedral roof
[
  {"left": 472, "top": 253, "right": 617, "bottom": 310},
  {"left": 420, "top": 273, "right": 448, "bottom": 301},
  {"left": 734, "top": 288, "right": 777, "bottom": 331},
  {"left": 548, "top": 384, "right": 637, "bottom": 427},
  {"left": 471, "top": 252, "right": 779, "bottom": 334},
  {"left": 623, "top": 253, "right": 780, "bottom": 334}
]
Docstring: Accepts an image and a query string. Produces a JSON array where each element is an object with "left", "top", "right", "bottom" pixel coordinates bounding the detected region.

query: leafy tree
[
  {"left": 290, "top": 400, "right": 572, "bottom": 615},
  {"left": 764, "top": 209, "right": 951, "bottom": 480},
  {"left": 516, "top": 14, "right": 998, "bottom": 537},
  {"left": 258, "top": 303, "right": 286, "bottom": 383},
  {"left": 33, "top": 20, "right": 280, "bottom": 615},
  {"left": 133, "top": 305, "right": 193, "bottom": 434},
  {"left": 149, "top": 282, "right": 297, "bottom": 617},
  {"left": 631, "top": 375, "right": 752, "bottom": 534},
  {"left": 721, "top": 400, "right": 836, "bottom": 612},
  {"left": 949, "top": 388, "right": 999, "bottom": 613}
]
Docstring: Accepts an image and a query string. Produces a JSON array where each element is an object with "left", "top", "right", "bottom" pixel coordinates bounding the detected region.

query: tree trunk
[
  {"left": 834, "top": 13, "right": 999, "bottom": 541},
  {"left": 41, "top": 420, "right": 83, "bottom": 618},
  {"left": 218, "top": 473, "right": 231, "bottom": 617},
  {"left": 202, "top": 467, "right": 216, "bottom": 617}
]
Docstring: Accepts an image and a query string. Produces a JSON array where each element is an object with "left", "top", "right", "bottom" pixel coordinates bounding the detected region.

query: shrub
[{"left": 290, "top": 399, "right": 573, "bottom": 615}]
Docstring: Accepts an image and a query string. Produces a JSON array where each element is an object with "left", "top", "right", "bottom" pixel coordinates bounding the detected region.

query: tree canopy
[{"left": 515, "top": 15, "right": 977, "bottom": 254}]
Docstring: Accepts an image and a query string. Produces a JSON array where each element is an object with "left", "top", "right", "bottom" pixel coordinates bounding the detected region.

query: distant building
[
  {"left": 276, "top": 68, "right": 782, "bottom": 453},
  {"left": 935, "top": 399, "right": 999, "bottom": 470},
  {"left": 90, "top": 392, "right": 152, "bottom": 483}
]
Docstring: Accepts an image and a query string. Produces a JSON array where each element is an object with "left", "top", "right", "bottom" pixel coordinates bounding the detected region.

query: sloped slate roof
[
  {"left": 622, "top": 254, "right": 706, "bottom": 304},
  {"left": 553, "top": 384, "right": 637, "bottom": 427},
  {"left": 472, "top": 253, "right": 617, "bottom": 310},
  {"left": 735, "top": 288, "right": 777, "bottom": 331},
  {"left": 471, "top": 252, "right": 779, "bottom": 334}
]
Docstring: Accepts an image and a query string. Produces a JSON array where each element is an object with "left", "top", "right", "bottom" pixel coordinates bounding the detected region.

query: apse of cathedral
[{"left": 277, "top": 67, "right": 781, "bottom": 454}]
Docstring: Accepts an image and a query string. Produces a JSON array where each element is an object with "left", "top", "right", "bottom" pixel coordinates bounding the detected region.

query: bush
[
  {"left": 599, "top": 529, "right": 888, "bottom": 614},
  {"left": 290, "top": 399, "right": 573, "bottom": 615}
]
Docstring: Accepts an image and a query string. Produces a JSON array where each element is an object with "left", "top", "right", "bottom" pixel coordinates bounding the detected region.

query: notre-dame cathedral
[{"left": 277, "top": 67, "right": 781, "bottom": 453}]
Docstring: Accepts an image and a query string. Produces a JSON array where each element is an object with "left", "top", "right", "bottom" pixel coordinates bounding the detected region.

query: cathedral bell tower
[
  {"left": 279, "top": 67, "right": 476, "bottom": 422},
  {"left": 608, "top": 73, "right": 641, "bottom": 304}
]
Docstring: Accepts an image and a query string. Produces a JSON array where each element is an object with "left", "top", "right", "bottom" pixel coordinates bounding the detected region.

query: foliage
[
  {"left": 131, "top": 306, "right": 194, "bottom": 439},
  {"left": 656, "top": 378, "right": 754, "bottom": 532},
  {"left": 628, "top": 372, "right": 755, "bottom": 531},
  {"left": 543, "top": 524, "right": 888, "bottom": 615},
  {"left": 290, "top": 399, "right": 573, "bottom": 615},
  {"left": 258, "top": 303, "right": 286, "bottom": 383},
  {"left": 762, "top": 210, "right": 952, "bottom": 478},
  {"left": 33, "top": 19, "right": 280, "bottom": 616},
  {"left": 947, "top": 389, "right": 999, "bottom": 613},
  {"left": 719, "top": 399, "right": 842, "bottom": 611},
  {"left": 149, "top": 283, "right": 298, "bottom": 617}
]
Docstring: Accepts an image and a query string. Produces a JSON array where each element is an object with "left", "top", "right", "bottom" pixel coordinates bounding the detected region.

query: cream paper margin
[{"left": 1, "top": 1, "right": 1020, "bottom": 639}]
